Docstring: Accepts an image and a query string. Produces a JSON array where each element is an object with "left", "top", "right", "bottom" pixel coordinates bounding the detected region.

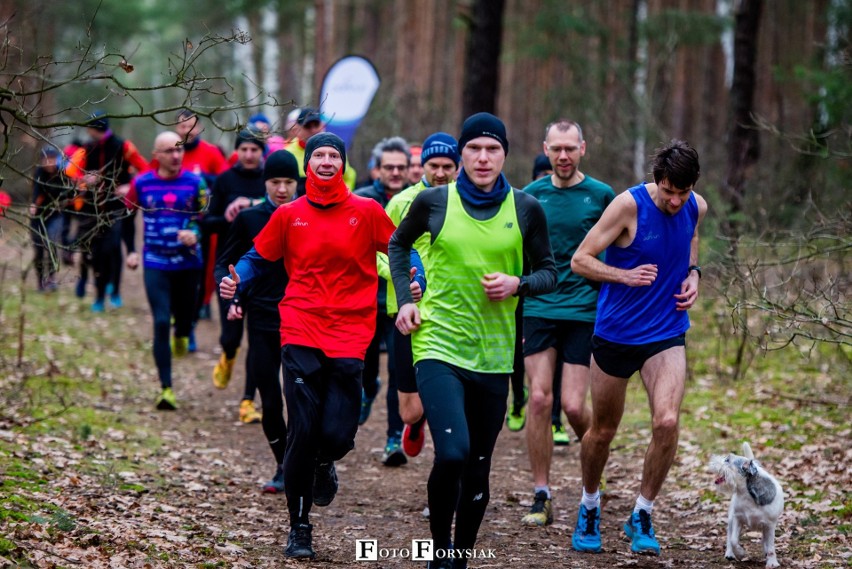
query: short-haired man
[
  {"left": 520, "top": 120, "right": 615, "bottom": 527},
  {"left": 407, "top": 143, "right": 424, "bottom": 186},
  {"left": 384, "top": 132, "right": 460, "bottom": 458},
  {"left": 220, "top": 133, "right": 419, "bottom": 560},
  {"left": 354, "top": 136, "right": 412, "bottom": 465},
  {"left": 390, "top": 113, "right": 557, "bottom": 568},
  {"left": 570, "top": 140, "right": 707, "bottom": 556},
  {"left": 123, "top": 131, "right": 207, "bottom": 410},
  {"left": 284, "top": 107, "right": 357, "bottom": 191}
]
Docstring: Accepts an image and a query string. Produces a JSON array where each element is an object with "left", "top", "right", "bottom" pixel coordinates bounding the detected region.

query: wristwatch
[
  {"left": 514, "top": 276, "right": 529, "bottom": 297},
  {"left": 688, "top": 265, "right": 702, "bottom": 279}
]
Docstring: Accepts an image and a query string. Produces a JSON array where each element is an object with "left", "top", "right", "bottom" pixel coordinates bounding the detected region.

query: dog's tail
[{"left": 741, "top": 441, "right": 754, "bottom": 459}]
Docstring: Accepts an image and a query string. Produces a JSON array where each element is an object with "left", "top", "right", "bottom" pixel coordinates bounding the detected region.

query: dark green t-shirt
[{"left": 522, "top": 174, "right": 615, "bottom": 322}]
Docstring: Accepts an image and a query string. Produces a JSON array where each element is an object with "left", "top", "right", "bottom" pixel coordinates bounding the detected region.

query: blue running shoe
[
  {"left": 91, "top": 300, "right": 105, "bottom": 313},
  {"left": 188, "top": 329, "right": 197, "bottom": 353},
  {"left": 571, "top": 504, "right": 602, "bottom": 553},
  {"left": 358, "top": 379, "right": 380, "bottom": 425},
  {"left": 109, "top": 293, "right": 123, "bottom": 308},
  {"left": 624, "top": 510, "right": 660, "bottom": 555}
]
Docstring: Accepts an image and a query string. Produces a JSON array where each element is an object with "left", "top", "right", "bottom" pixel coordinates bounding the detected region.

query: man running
[
  {"left": 569, "top": 140, "right": 707, "bottom": 556},
  {"left": 219, "top": 132, "right": 421, "bottom": 560},
  {"left": 520, "top": 120, "right": 615, "bottom": 527},
  {"left": 389, "top": 113, "right": 557, "bottom": 569},
  {"left": 123, "top": 131, "right": 207, "bottom": 410}
]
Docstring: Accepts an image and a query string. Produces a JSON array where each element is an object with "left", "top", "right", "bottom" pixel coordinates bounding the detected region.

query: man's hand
[
  {"left": 220, "top": 264, "right": 240, "bottom": 300},
  {"left": 622, "top": 264, "right": 658, "bottom": 287},
  {"left": 481, "top": 272, "right": 520, "bottom": 302},
  {"left": 225, "top": 197, "right": 252, "bottom": 222},
  {"left": 674, "top": 271, "right": 699, "bottom": 311},
  {"left": 396, "top": 303, "right": 421, "bottom": 335},
  {"left": 115, "top": 183, "right": 131, "bottom": 198},
  {"left": 227, "top": 303, "right": 244, "bottom": 321},
  {"left": 126, "top": 252, "right": 140, "bottom": 270},
  {"left": 409, "top": 267, "right": 422, "bottom": 302},
  {"left": 177, "top": 229, "right": 198, "bottom": 247}
]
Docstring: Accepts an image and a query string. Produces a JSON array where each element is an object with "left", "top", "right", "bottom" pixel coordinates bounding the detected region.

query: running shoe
[
  {"left": 212, "top": 351, "right": 237, "bottom": 389},
  {"left": 284, "top": 523, "right": 315, "bottom": 559},
  {"left": 312, "top": 461, "right": 338, "bottom": 506},
  {"left": 262, "top": 464, "right": 285, "bottom": 494},
  {"left": 187, "top": 329, "right": 197, "bottom": 353},
  {"left": 109, "top": 293, "right": 123, "bottom": 308},
  {"left": 91, "top": 300, "right": 105, "bottom": 313},
  {"left": 521, "top": 490, "right": 553, "bottom": 526},
  {"left": 155, "top": 387, "right": 177, "bottom": 411},
  {"left": 552, "top": 423, "right": 571, "bottom": 446},
  {"left": 506, "top": 386, "right": 528, "bottom": 432},
  {"left": 171, "top": 336, "right": 189, "bottom": 357},
  {"left": 239, "top": 399, "right": 262, "bottom": 424},
  {"left": 402, "top": 421, "right": 425, "bottom": 457},
  {"left": 358, "top": 379, "right": 380, "bottom": 425},
  {"left": 624, "top": 509, "right": 660, "bottom": 555},
  {"left": 382, "top": 436, "right": 407, "bottom": 467},
  {"left": 571, "top": 504, "right": 602, "bottom": 553}
]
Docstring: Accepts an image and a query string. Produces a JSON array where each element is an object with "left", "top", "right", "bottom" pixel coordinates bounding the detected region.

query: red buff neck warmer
[{"left": 305, "top": 163, "right": 349, "bottom": 207}]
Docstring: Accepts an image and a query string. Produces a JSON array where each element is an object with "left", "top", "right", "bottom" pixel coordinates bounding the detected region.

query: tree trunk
[
  {"left": 462, "top": 0, "right": 506, "bottom": 118},
  {"left": 723, "top": 0, "right": 763, "bottom": 242}
]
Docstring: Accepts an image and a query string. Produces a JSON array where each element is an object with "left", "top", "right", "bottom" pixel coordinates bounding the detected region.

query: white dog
[{"left": 710, "top": 442, "right": 784, "bottom": 569}]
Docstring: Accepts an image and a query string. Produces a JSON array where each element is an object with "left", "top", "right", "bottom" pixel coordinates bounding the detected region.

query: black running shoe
[
  {"left": 284, "top": 523, "right": 316, "bottom": 559},
  {"left": 312, "top": 461, "right": 338, "bottom": 506}
]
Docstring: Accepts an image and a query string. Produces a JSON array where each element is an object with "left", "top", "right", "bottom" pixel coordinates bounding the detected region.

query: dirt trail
[{"left": 4, "top": 250, "right": 788, "bottom": 568}]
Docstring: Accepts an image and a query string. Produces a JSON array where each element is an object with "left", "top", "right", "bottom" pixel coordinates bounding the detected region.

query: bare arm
[
  {"left": 674, "top": 193, "right": 708, "bottom": 310},
  {"left": 571, "top": 192, "right": 658, "bottom": 287}
]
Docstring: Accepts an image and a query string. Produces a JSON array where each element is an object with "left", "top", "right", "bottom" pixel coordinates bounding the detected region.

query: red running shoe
[{"left": 402, "top": 422, "right": 425, "bottom": 457}]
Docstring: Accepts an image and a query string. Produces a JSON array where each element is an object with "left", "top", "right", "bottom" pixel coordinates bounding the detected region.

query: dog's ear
[
  {"left": 743, "top": 460, "right": 758, "bottom": 476},
  {"left": 741, "top": 442, "right": 755, "bottom": 459}
]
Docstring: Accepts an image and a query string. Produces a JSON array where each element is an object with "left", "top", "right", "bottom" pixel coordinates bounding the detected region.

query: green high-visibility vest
[{"left": 412, "top": 183, "right": 522, "bottom": 373}]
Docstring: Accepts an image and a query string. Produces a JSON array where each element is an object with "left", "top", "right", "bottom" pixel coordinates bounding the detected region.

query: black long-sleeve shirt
[
  {"left": 214, "top": 198, "right": 287, "bottom": 331},
  {"left": 389, "top": 186, "right": 556, "bottom": 308}
]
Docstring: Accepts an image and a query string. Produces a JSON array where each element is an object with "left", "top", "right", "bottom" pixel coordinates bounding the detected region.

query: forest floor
[{"left": 0, "top": 225, "right": 850, "bottom": 569}]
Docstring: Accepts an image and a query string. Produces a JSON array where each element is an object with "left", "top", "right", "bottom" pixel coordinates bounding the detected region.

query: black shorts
[
  {"left": 591, "top": 334, "right": 686, "bottom": 379},
  {"left": 523, "top": 317, "right": 593, "bottom": 366}
]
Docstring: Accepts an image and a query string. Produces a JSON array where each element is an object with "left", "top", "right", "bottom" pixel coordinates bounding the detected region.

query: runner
[{"left": 389, "top": 113, "right": 557, "bottom": 568}]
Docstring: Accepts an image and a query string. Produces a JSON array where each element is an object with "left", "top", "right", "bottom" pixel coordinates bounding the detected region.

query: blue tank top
[{"left": 594, "top": 183, "right": 698, "bottom": 344}]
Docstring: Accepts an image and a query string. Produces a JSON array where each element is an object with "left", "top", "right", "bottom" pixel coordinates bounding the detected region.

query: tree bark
[
  {"left": 723, "top": 0, "right": 763, "bottom": 240},
  {"left": 462, "top": 0, "right": 506, "bottom": 118}
]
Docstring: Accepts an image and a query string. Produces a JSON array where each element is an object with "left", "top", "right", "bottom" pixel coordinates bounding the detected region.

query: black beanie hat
[
  {"left": 263, "top": 150, "right": 300, "bottom": 181},
  {"left": 234, "top": 129, "right": 265, "bottom": 150},
  {"left": 532, "top": 153, "right": 552, "bottom": 181},
  {"left": 303, "top": 132, "right": 347, "bottom": 174},
  {"left": 458, "top": 112, "right": 509, "bottom": 156}
]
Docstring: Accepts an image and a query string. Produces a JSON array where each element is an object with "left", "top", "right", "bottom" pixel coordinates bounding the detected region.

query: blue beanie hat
[
  {"left": 87, "top": 110, "right": 110, "bottom": 131},
  {"left": 458, "top": 112, "right": 508, "bottom": 156},
  {"left": 249, "top": 113, "right": 271, "bottom": 126},
  {"left": 420, "top": 132, "right": 460, "bottom": 166},
  {"left": 304, "top": 132, "right": 347, "bottom": 174}
]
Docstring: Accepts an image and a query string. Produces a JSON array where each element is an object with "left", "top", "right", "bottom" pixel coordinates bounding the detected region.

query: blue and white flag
[{"left": 319, "top": 56, "right": 381, "bottom": 150}]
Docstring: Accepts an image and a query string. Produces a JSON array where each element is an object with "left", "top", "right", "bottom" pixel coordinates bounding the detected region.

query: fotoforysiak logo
[{"left": 355, "top": 539, "right": 496, "bottom": 562}]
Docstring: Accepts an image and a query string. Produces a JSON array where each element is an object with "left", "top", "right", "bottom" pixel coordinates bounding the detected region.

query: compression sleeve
[{"left": 515, "top": 190, "right": 557, "bottom": 296}]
